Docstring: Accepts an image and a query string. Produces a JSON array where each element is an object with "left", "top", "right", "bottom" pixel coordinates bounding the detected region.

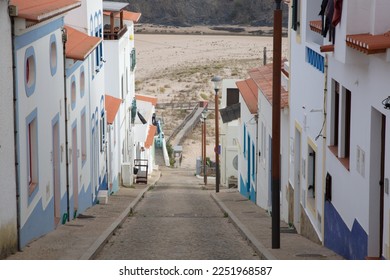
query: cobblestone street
[{"left": 95, "top": 168, "right": 260, "bottom": 260}]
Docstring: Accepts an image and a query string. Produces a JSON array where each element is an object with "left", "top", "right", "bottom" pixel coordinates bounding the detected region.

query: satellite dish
[{"left": 233, "top": 155, "right": 238, "bottom": 171}]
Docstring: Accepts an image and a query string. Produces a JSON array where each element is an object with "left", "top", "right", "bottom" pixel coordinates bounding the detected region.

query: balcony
[
  {"left": 103, "top": 1, "right": 129, "bottom": 40},
  {"left": 104, "top": 24, "right": 127, "bottom": 40}
]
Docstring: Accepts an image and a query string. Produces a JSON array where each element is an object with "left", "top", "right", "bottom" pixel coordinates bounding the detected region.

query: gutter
[
  {"left": 10, "top": 4, "right": 21, "bottom": 251},
  {"left": 62, "top": 28, "right": 71, "bottom": 222}
]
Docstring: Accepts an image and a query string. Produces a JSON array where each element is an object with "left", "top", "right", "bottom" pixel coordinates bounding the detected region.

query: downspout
[
  {"left": 62, "top": 28, "right": 70, "bottom": 222},
  {"left": 255, "top": 113, "right": 259, "bottom": 205},
  {"left": 10, "top": 6, "right": 21, "bottom": 251},
  {"left": 321, "top": 54, "right": 328, "bottom": 243}
]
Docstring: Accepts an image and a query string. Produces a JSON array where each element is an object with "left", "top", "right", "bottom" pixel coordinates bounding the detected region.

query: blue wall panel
[{"left": 324, "top": 201, "right": 368, "bottom": 259}]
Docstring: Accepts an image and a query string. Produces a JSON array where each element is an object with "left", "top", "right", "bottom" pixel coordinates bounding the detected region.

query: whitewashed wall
[{"left": 0, "top": 0, "right": 18, "bottom": 257}]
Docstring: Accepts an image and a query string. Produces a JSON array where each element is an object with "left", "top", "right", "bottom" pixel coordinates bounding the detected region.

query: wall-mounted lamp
[{"left": 382, "top": 96, "right": 390, "bottom": 110}]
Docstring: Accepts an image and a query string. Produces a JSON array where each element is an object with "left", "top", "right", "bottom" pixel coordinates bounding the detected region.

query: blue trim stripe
[{"left": 15, "top": 17, "right": 64, "bottom": 50}]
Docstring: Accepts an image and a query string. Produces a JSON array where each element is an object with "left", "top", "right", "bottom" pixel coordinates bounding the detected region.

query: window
[
  {"left": 260, "top": 122, "right": 266, "bottom": 163},
  {"left": 100, "top": 112, "right": 106, "bottom": 152},
  {"left": 80, "top": 68, "right": 85, "bottom": 98},
  {"left": 27, "top": 110, "right": 38, "bottom": 195},
  {"left": 226, "top": 88, "right": 239, "bottom": 107},
  {"left": 81, "top": 109, "right": 87, "bottom": 165},
  {"left": 252, "top": 142, "right": 255, "bottom": 180},
  {"left": 130, "top": 48, "right": 136, "bottom": 71},
  {"left": 291, "top": 0, "right": 300, "bottom": 31},
  {"left": 329, "top": 81, "right": 351, "bottom": 170},
  {"left": 243, "top": 125, "right": 247, "bottom": 157},
  {"left": 25, "top": 47, "right": 36, "bottom": 96},
  {"left": 331, "top": 81, "right": 340, "bottom": 147},
  {"left": 306, "top": 47, "right": 324, "bottom": 73},
  {"left": 71, "top": 76, "right": 76, "bottom": 110},
  {"left": 49, "top": 34, "right": 57, "bottom": 76}
]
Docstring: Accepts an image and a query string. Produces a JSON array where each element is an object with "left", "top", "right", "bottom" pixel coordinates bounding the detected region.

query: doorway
[
  {"left": 368, "top": 109, "right": 386, "bottom": 258},
  {"left": 294, "top": 127, "right": 302, "bottom": 230},
  {"left": 72, "top": 126, "right": 78, "bottom": 213},
  {"left": 52, "top": 120, "right": 60, "bottom": 226}
]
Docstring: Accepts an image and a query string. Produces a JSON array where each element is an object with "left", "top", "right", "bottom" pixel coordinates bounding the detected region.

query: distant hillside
[{"left": 111, "top": 0, "right": 288, "bottom": 27}]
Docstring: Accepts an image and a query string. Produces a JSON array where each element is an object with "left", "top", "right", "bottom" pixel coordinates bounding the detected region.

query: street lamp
[
  {"left": 211, "top": 76, "right": 222, "bottom": 193},
  {"left": 272, "top": 0, "right": 282, "bottom": 249},
  {"left": 201, "top": 108, "right": 208, "bottom": 185}
]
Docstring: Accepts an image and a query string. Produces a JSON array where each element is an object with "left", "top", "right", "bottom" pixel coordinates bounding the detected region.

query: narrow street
[{"left": 95, "top": 168, "right": 259, "bottom": 260}]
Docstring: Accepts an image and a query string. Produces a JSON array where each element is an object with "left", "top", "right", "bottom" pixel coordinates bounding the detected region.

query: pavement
[{"left": 5, "top": 168, "right": 343, "bottom": 260}]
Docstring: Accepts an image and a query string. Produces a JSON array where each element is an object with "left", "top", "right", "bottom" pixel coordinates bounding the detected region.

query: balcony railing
[{"left": 104, "top": 24, "right": 127, "bottom": 40}]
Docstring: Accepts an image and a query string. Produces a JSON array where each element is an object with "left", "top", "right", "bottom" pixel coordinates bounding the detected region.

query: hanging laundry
[
  {"left": 319, "top": 0, "right": 329, "bottom": 16},
  {"left": 332, "top": 0, "right": 343, "bottom": 27},
  {"left": 322, "top": 0, "right": 334, "bottom": 37}
]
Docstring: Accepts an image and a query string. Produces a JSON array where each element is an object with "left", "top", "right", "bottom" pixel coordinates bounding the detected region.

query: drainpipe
[
  {"left": 10, "top": 5, "right": 21, "bottom": 251},
  {"left": 62, "top": 28, "right": 70, "bottom": 222},
  {"left": 255, "top": 113, "right": 259, "bottom": 205},
  {"left": 321, "top": 54, "right": 328, "bottom": 243}
]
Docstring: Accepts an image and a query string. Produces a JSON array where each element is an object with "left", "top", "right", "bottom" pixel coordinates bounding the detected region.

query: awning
[
  {"left": 220, "top": 103, "right": 241, "bottom": 123},
  {"left": 65, "top": 26, "right": 102, "bottom": 61},
  {"left": 10, "top": 0, "right": 81, "bottom": 22},
  {"left": 135, "top": 94, "right": 157, "bottom": 106},
  {"left": 102, "top": 1, "right": 129, "bottom": 12},
  {"left": 103, "top": 10, "right": 142, "bottom": 23},
  {"left": 105, "top": 95, "right": 122, "bottom": 124},
  {"left": 346, "top": 31, "right": 390, "bottom": 55},
  {"left": 144, "top": 125, "right": 157, "bottom": 149}
]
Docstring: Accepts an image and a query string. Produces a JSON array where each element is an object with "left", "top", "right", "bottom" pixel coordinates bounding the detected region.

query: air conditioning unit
[{"left": 121, "top": 162, "right": 132, "bottom": 187}]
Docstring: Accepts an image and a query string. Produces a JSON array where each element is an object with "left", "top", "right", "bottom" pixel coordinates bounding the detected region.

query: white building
[
  {"left": 220, "top": 79, "right": 240, "bottom": 188},
  {"left": 288, "top": 0, "right": 328, "bottom": 244},
  {"left": 0, "top": 0, "right": 18, "bottom": 258},
  {"left": 236, "top": 78, "right": 258, "bottom": 202},
  {"left": 290, "top": 0, "right": 390, "bottom": 259},
  {"left": 133, "top": 94, "right": 157, "bottom": 183},
  {"left": 63, "top": 23, "right": 101, "bottom": 217},
  {"left": 250, "top": 64, "right": 290, "bottom": 222},
  {"left": 103, "top": 1, "right": 141, "bottom": 192},
  {"left": 10, "top": 0, "right": 81, "bottom": 248}
]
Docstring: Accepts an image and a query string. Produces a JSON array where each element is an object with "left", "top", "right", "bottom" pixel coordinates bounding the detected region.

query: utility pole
[{"left": 272, "top": 0, "right": 282, "bottom": 249}]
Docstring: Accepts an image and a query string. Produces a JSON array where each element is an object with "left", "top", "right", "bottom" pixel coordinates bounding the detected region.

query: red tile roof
[
  {"left": 103, "top": 10, "right": 142, "bottom": 23},
  {"left": 10, "top": 0, "right": 81, "bottom": 22},
  {"left": 248, "top": 64, "right": 289, "bottom": 109},
  {"left": 346, "top": 31, "right": 390, "bottom": 54},
  {"left": 65, "top": 26, "right": 101, "bottom": 61},
  {"left": 236, "top": 78, "right": 258, "bottom": 114},
  {"left": 135, "top": 94, "right": 157, "bottom": 106},
  {"left": 144, "top": 125, "right": 157, "bottom": 149},
  {"left": 105, "top": 94, "right": 122, "bottom": 124}
]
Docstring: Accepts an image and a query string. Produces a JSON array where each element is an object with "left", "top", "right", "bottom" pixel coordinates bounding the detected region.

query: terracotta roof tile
[
  {"left": 346, "top": 31, "right": 390, "bottom": 54},
  {"left": 248, "top": 63, "right": 289, "bottom": 109},
  {"left": 144, "top": 125, "right": 157, "bottom": 149},
  {"left": 104, "top": 10, "right": 142, "bottom": 23},
  {"left": 10, "top": 0, "right": 81, "bottom": 22},
  {"left": 105, "top": 94, "right": 122, "bottom": 124},
  {"left": 236, "top": 78, "right": 258, "bottom": 114},
  {"left": 135, "top": 94, "right": 157, "bottom": 106},
  {"left": 65, "top": 26, "right": 102, "bottom": 61},
  {"left": 309, "top": 20, "right": 322, "bottom": 35}
]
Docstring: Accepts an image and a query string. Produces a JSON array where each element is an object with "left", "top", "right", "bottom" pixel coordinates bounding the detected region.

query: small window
[
  {"left": 80, "top": 68, "right": 85, "bottom": 98},
  {"left": 243, "top": 125, "right": 247, "bottom": 157},
  {"left": 71, "top": 76, "right": 76, "bottom": 110},
  {"left": 226, "top": 88, "right": 240, "bottom": 107},
  {"left": 81, "top": 110, "right": 87, "bottom": 165},
  {"left": 27, "top": 110, "right": 38, "bottom": 195},
  {"left": 100, "top": 112, "right": 106, "bottom": 152},
  {"left": 49, "top": 34, "right": 57, "bottom": 76},
  {"left": 25, "top": 47, "right": 36, "bottom": 96}
]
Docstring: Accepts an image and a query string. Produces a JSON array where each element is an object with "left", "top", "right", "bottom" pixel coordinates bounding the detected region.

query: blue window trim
[
  {"left": 49, "top": 34, "right": 57, "bottom": 76},
  {"left": 80, "top": 66, "right": 85, "bottom": 98},
  {"left": 24, "top": 46, "right": 36, "bottom": 97},
  {"left": 71, "top": 75, "right": 76, "bottom": 111},
  {"left": 51, "top": 113, "right": 61, "bottom": 195},
  {"left": 306, "top": 47, "right": 324, "bottom": 73},
  {"left": 26, "top": 108, "right": 39, "bottom": 205},
  {"left": 81, "top": 107, "right": 87, "bottom": 167}
]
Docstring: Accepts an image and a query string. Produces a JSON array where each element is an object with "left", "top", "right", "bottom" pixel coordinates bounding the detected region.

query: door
[
  {"left": 72, "top": 126, "right": 78, "bottom": 213},
  {"left": 268, "top": 135, "right": 272, "bottom": 212},
  {"left": 368, "top": 110, "right": 386, "bottom": 258},
  {"left": 52, "top": 121, "right": 60, "bottom": 226},
  {"left": 294, "top": 128, "right": 301, "bottom": 229}
]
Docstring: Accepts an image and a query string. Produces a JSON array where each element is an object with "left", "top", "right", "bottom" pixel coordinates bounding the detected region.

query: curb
[
  {"left": 210, "top": 192, "right": 277, "bottom": 260},
  {"left": 80, "top": 172, "right": 161, "bottom": 260}
]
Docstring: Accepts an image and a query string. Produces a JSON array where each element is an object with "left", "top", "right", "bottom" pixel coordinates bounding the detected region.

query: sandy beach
[{"left": 135, "top": 29, "right": 288, "bottom": 168}]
